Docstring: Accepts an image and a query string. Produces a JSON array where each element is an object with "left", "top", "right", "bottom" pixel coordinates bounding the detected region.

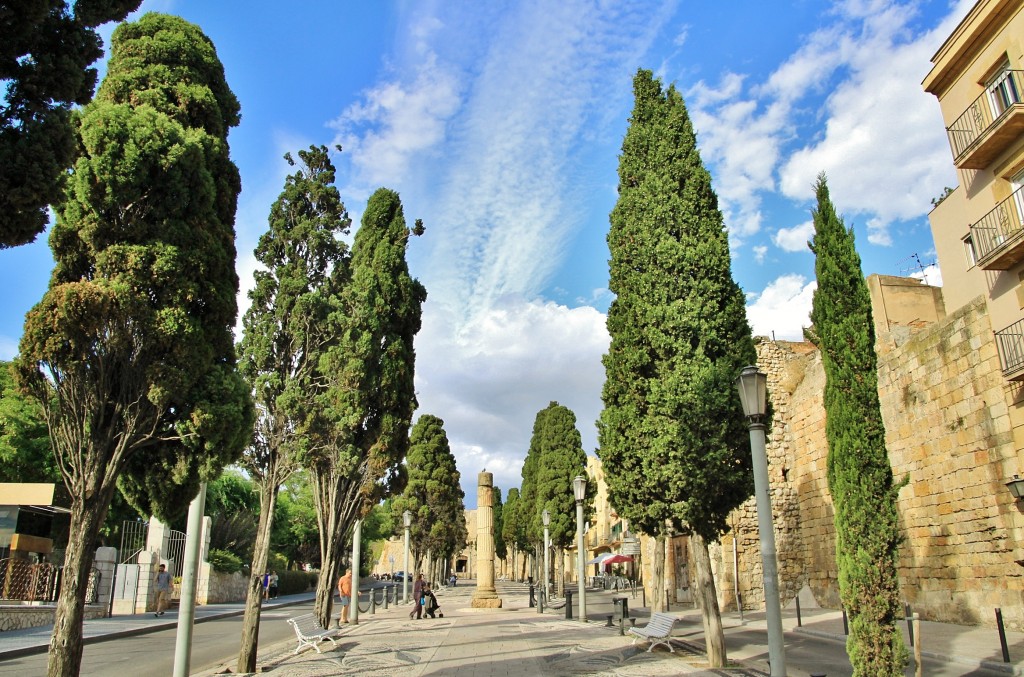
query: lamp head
[
  {"left": 403, "top": 510, "right": 412, "bottom": 528},
  {"left": 542, "top": 508, "right": 550, "bottom": 526},
  {"left": 735, "top": 365, "right": 768, "bottom": 420},
  {"left": 573, "top": 474, "right": 587, "bottom": 502}
]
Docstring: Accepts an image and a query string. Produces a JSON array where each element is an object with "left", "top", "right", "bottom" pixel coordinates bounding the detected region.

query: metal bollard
[
  {"left": 537, "top": 588, "right": 544, "bottom": 614},
  {"left": 529, "top": 584, "right": 536, "bottom": 608},
  {"left": 996, "top": 608, "right": 1011, "bottom": 663},
  {"left": 795, "top": 596, "right": 802, "bottom": 627},
  {"left": 370, "top": 591, "right": 376, "bottom": 615},
  {"left": 904, "top": 602, "right": 914, "bottom": 647},
  {"left": 841, "top": 608, "right": 849, "bottom": 635},
  {"left": 384, "top": 587, "right": 389, "bottom": 609},
  {"left": 565, "top": 589, "right": 574, "bottom": 620}
]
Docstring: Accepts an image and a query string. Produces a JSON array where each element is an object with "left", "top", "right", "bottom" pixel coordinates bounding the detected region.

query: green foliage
[
  {"left": 0, "top": 0, "right": 141, "bottom": 248},
  {"left": 501, "top": 487, "right": 528, "bottom": 554},
  {"left": 277, "top": 569, "right": 317, "bottom": 596},
  {"left": 272, "top": 472, "right": 320, "bottom": 569},
  {"left": 0, "top": 361, "right": 56, "bottom": 484},
  {"left": 809, "top": 174, "right": 907, "bottom": 676},
  {"left": 362, "top": 500, "right": 394, "bottom": 544},
  {"left": 208, "top": 548, "right": 244, "bottom": 574},
  {"left": 205, "top": 470, "right": 258, "bottom": 560},
  {"left": 598, "top": 69, "right": 756, "bottom": 542},
  {"left": 305, "top": 186, "right": 425, "bottom": 626},
  {"left": 392, "top": 414, "right": 467, "bottom": 562},
  {"left": 525, "top": 402, "right": 590, "bottom": 548},
  {"left": 13, "top": 16, "right": 251, "bottom": 672},
  {"left": 492, "top": 487, "right": 506, "bottom": 561}
]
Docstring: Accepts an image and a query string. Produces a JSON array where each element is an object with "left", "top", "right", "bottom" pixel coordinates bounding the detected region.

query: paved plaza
[{"left": 3, "top": 580, "right": 1024, "bottom": 675}]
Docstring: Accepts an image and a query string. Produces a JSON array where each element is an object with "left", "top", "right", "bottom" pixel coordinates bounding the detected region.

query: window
[
  {"left": 986, "top": 62, "right": 1020, "bottom": 118},
  {"left": 964, "top": 234, "right": 978, "bottom": 267}
]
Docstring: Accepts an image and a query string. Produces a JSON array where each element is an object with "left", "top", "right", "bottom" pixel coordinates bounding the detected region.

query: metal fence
[{"left": 0, "top": 558, "right": 100, "bottom": 604}]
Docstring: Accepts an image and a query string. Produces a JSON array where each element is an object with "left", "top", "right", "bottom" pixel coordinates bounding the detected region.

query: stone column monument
[{"left": 471, "top": 470, "right": 502, "bottom": 608}]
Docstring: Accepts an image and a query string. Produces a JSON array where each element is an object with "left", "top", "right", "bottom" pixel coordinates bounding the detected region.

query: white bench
[
  {"left": 287, "top": 613, "right": 339, "bottom": 654},
  {"left": 628, "top": 612, "right": 681, "bottom": 652}
]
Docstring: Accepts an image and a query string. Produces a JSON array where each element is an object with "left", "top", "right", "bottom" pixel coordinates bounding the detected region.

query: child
[{"left": 422, "top": 582, "right": 440, "bottom": 619}]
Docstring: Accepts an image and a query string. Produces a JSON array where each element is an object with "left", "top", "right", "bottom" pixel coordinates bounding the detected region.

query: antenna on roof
[{"left": 896, "top": 253, "right": 936, "bottom": 284}]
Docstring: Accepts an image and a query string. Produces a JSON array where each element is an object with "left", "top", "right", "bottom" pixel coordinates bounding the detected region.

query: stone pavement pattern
[{"left": 209, "top": 583, "right": 765, "bottom": 677}]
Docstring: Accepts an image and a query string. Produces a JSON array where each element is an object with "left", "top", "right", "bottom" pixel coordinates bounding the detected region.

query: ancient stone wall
[{"left": 721, "top": 296, "right": 1024, "bottom": 629}]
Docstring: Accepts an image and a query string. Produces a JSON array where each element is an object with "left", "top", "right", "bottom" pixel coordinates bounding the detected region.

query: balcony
[
  {"left": 970, "top": 186, "right": 1024, "bottom": 270},
  {"left": 947, "top": 70, "right": 1024, "bottom": 169},
  {"left": 995, "top": 318, "right": 1024, "bottom": 380}
]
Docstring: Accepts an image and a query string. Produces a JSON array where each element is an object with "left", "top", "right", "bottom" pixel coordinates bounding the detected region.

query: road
[{"left": 0, "top": 604, "right": 311, "bottom": 677}]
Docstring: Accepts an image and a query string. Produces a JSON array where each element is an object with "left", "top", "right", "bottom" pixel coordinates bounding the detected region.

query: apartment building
[{"left": 924, "top": 0, "right": 1024, "bottom": 378}]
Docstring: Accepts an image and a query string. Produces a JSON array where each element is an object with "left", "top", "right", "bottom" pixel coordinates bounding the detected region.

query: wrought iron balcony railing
[
  {"left": 969, "top": 185, "right": 1024, "bottom": 268},
  {"left": 947, "top": 70, "right": 1024, "bottom": 165},
  {"left": 995, "top": 318, "right": 1024, "bottom": 379}
]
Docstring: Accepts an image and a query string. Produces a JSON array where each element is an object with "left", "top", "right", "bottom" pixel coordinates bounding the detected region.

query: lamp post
[
  {"left": 736, "top": 365, "right": 786, "bottom": 677},
  {"left": 573, "top": 474, "right": 587, "bottom": 622},
  {"left": 402, "top": 510, "right": 412, "bottom": 604},
  {"left": 542, "top": 509, "right": 551, "bottom": 601}
]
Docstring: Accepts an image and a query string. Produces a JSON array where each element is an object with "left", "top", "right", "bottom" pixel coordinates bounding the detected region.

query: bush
[
  {"left": 209, "top": 548, "right": 244, "bottom": 574},
  {"left": 278, "top": 569, "right": 316, "bottom": 596}
]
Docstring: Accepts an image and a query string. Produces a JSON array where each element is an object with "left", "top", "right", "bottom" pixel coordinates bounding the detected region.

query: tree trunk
[
  {"left": 691, "top": 532, "right": 727, "bottom": 667},
  {"left": 651, "top": 533, "right": 666, "bottom": 612},
  {"left": 237, "top": 480, "right": 279, "bottom": 673},
  {"left": 47, "top": 486, "right": 118, "bottom": 677}
]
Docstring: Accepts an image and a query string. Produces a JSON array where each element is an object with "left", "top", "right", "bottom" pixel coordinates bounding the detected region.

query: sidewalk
[{"left": 0, "top": 590, "right": 315, "bottom": 659}]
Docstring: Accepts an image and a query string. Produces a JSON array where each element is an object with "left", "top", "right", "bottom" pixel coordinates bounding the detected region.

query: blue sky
[{"left": 0, "top": 0, "right": 967, "bottom": 505}]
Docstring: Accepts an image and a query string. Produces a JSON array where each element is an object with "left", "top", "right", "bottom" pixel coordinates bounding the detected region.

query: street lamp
[
  {"left": 402, "top": 510, "right": 412, "bottom": 604},
  {"left": 736, "top": 365, "right": 786, "bottom": 677},
  {"left": 541, "top": 509, "right": 551, "bottom": 601},
  {"left": 573, "top": 474, "right": 588, "bottom": 622}
]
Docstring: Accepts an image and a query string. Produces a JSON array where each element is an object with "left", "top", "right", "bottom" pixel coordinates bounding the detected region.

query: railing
[
  {"left": 969, "top": 186, "right": 1024, "bottom": 264},
  {"left": 947, "top": 70, "right": 1024, "bottom": 160},
  {"left": 0, "top": 559, "right": 100, "bottom": 604},
  {"left": 995, "top": 318, "right": 1024, "bottom": 377}
]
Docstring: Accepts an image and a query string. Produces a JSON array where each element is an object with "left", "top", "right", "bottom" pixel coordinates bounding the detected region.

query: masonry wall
[{"left": 723, "top": 295, "right": 1024, "bottom": 629}]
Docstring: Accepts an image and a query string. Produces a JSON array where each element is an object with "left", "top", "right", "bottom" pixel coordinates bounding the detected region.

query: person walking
[
  {"left": 153, "top": 564, "right": 172, "bottom": 617},
  {"left": 409, "top": 573, "right": 424, "bottom": 620},
  {"left": 269, "top": 570, "right": 279, "bottom": 599},
  {"left": 336, "top": 567, "right": 352, "bottom": 627}
]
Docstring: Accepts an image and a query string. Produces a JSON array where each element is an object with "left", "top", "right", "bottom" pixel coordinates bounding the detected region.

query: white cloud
[
  {"left": 910, "top": 263, "right": 942, "bottom": 287},
  {"left": 772, "top": 220, "right": 815, "bottom": 253},
  {"left": 745, "top": 274, "right": 817, "bottom": 341},
  {"left": 778, "top": 2, "right": 961, "bottom": 245},
  {"left": 753, "top": 245, "right": 768, "bottom": 263},
  {"left": 413, "top": 297, "right": 609, "bottom": 500}
]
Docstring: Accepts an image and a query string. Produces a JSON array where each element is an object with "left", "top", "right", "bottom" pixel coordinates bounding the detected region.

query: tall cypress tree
[
  {"left": 307, "top": 187, "right": 425, "bottom": 627},
  {"left": 808, "top": 174, "right": 907, "bottom": 676},
  {"left": 393, "top": 414, "right": 466, "bottom": 581},
  {"left": 14, "top": 14, "right": 251, "bottom": 676},
  {"left": 598, "top": 69, "right": 755, "bottom": 665},
  {"left": 235, "top": 145, "right": 349, "bottom": 672}
]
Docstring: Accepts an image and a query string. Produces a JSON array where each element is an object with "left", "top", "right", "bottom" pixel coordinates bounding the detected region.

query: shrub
[
  {"left": 209, "top": 548, "right": 244, "bottom": 574},
  {"left": 278, "top": 569, "right": 316, "bottom": 596}
]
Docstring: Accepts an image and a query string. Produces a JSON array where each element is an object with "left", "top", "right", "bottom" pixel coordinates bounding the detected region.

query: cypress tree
[
  {"left": 808, "top": 174, "right": 907, "bottom": 676},
  {"left": 307, "top": 187, "right": 425, "bottom": 627},
  {"left": 393, "top": 414, "right": 467, "bottom": 581},
  {"left": 235, "top": 145, "right": 349, "bottom": 672},
  {"left": 598, "top": 69, "right": 755, "bottom": 665},
  {"left": 0, "top": 0, "right": 141, "bottom": 247},
  {"left": 14, "top": 14, "right": 252, "bottom": 676}
]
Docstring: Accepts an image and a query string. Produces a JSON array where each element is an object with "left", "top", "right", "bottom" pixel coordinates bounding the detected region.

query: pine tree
[
  {"left": 307, "top": 187, "right": 425, "bottom": 627},
  {"left": 597, "top": 69, "right": 755, "bottom": 666},
  {"left": 501, "top": 487, "right": 526, "bottom": 580},
  {"left": 492, "top": 486, "right": 507, "bottom": 566},
  {"left": 235, "top": 145, "right": 350, "bottom": 672},
  {"left": 14, "top": 14, "right": 252, "bottom": 676},
  {"left": 808, "top": 174, "right": 907, "bottom": 676},
  {"left": 0, "top": 0, "right": 141, "bottom": 247}
]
